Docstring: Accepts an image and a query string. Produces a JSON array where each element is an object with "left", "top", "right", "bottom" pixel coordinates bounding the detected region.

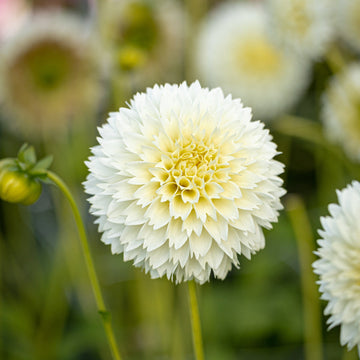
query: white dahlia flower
[
  {"left": 322, "top": 64, "right": 360, "bottom": 162},
  {"left": 313, "top": 181, "right": 360, "bottom": 356},
  {"left": 0, "top": 12, "right": 104, "bottom": 138},
  {"left": 335, "top": 0, "right": 360, "bottom": 53},
  {"left": 266, "top": 0, "right": 334, "bottom": 59},
  {"left": 195, "top": 2, "right": 311, "bottom": 120},
  {"left": 84, "top": 81, "right": 285, "bottom": 284}
]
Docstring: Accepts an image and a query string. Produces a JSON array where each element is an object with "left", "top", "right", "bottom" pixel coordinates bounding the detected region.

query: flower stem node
[{"left": 0, "top": 144, "right": 53, "bottom": 205}]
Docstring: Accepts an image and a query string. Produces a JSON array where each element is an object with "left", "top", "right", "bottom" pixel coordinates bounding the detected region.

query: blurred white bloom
[
  {"left": 336, "top": 0, "right": 360, "bottom": 53},
  {"left": 195, "top": 2, "right": 310, "bottom": 120},
  {"left": 100, "top": 0, "right": 184, "bottom": 85},
  {"left": 84, "top": 81, "right": 285, "bottom": 284},
  {"left": 0, "top": 12, "right": 104, "bottom": 138},
  {"left": 267, "top": 0, "right": 333, "bottom": 59},
  {"left": 322, "top": 64, "right": 360, "bottom": 162},
  {"left": 313, "top": 181, "right": 360, "bottom": 356},
  {"left": 0, "top": 0, "right": 29, "bottom": 44}
]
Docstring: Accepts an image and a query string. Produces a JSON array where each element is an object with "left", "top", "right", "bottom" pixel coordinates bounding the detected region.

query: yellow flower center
[
  {"left": 236, "top": 36, "right": 282, "bottom": 75},
  {"left": 153, "top": 138, "right": 229, "bottom": 204}
]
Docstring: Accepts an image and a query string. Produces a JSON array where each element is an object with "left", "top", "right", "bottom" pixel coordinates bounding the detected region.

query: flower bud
[
  {"left": 0, "top": 169, "right": 42, "bottom": 205},
  {"left": 116, "top": 45, "right": 146, "bottom": 71}
]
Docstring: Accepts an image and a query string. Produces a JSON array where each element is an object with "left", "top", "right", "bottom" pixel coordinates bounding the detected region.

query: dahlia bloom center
[
  {"left": 153, "top": 135, "right": 230, "bottom": 206},
  {"left": 236, "top": 37, "right": 282, "bottom": 75}
]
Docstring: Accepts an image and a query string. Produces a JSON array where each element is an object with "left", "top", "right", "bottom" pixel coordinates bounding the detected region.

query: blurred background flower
[
  {"left": 335, "top": 0, "right": 360, "bottom": 53},
  {"left": 322, "top": 63, "right": 360, "bottom": 162},
  {"left": 0, "top": 11, "right": 104, "bottom": 140},
  {"left": 195, "top": 2, "right": 311, "bottom": 120},
  {"left": 0, "top": 0, "right": 30, "bottom": 44},
  {"left": 100, "top": 0, "right": 185, "bottom": 90},
  {"left": 266, "top": 0, "right": 334, "bottom": 59}
]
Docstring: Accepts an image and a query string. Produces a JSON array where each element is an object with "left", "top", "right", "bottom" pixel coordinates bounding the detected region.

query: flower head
[
  {"left": 313, "top": 181, "right": 360, "bottom": 355},
  {"left": 100, "top": 0, "right": 184, "bottom": 84},
  {"left": 266, "top": 0, "right": 333, "bottom": 59},
  {"left": 335, "top": 0, "right": 360, "bottom": 53},
  {"left": 0, "top": 12, "right": 104, "bottom": 138},
  {"left": 322, "top": 63, "right": 360, "bottom": 162},
  {"left": 84, "top": 81, "right": 285, "bottom": 284},
  {"left": 195, "top": 2, "right": 311, "bottom": 120}
]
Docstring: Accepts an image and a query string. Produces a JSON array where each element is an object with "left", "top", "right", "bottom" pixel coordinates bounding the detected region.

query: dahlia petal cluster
[
  {"left": 266, "top": 0, "right": 333, "bottom": 59},
  {"left": 195, "top": 2, "right": 310, "bottom": 120},
  {"left": 313, "top": 181, "right": 360, "bottom": 356},
  {"left": 322, "top": 63, "right": 360, "bottom": 162},
  {"left": 84, "top": 82, "right": 285, "bottom": 284},
  {"left": 0, "top": 12, "right": 104, "bottom": 138},
  {"left": 335, "top": 0, "right": 360, "bottom": 53}
]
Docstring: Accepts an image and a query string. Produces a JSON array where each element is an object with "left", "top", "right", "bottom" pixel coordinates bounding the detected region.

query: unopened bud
[{"left": 0, "top": 169, "right": 42, "bottom": 205}]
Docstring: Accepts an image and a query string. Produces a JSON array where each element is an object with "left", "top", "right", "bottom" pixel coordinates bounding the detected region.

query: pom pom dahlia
[
  {"left": 313, "top": 181, "right": 360, "bottom": 355},
  {"left": 195, "top": 2, "right": 310, "bottom": 120},
  {"left": 84, "top": 82, "right": 285, "bottom": 283}
]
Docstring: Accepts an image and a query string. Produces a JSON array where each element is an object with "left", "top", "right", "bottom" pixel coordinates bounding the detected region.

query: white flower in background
[
  {"left": 195, "top": 2, "right": 311, "bottom": 120},
  {"left": 100, "top": 0, "right": 184, "bottom": 85},
  {"left": 266, "top": 0, "right": 334, "bottom": 59},
  {"left": 335, "top": 0, "right": 360, "bottom": 53},
  {"left": 0, "top": 12, "right": 104, "bottom": 138},
  {"left": 84, "top": 81, "right": 285, "bottom": 284},
  {"left": 0, "top": 0, "right": 29, "bottom": 44},
  {"left": 322, "top": 64, "right": 360, "bottom": 162},
  {"left": 313, "top": 181, "right": 360, "bottom": 356}
]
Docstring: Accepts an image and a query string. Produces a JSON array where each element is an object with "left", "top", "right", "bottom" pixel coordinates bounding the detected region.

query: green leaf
[
  {"left": 22, "top": 146, "right": 36, "bottom": 165},
  {"left": 17, "top": 143, "right": 29, "bottom": 157},
  {"left": 18, "top": 144, "right": 37, "bottom": 165},
  {"left": 32, "top": 155, "right": 53, "bottom": 172}
]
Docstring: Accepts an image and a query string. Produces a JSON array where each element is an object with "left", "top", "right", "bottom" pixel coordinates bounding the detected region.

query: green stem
[
  {"left": 286, "top": 195, "right": 323, "bottom": 360},
  {"left": 46, "top": 171, "right": 122, "bottom": 360},
  {"left": 188, "top": 280, "right": 205, "bottom": 360}
]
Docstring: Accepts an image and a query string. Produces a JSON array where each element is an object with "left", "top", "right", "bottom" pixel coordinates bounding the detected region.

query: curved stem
[
  {"left": 188, "top": 280, "right": 205, "bottom": 360},
  {"left": 46, "top": 171, "right": 122, "bottom": 360}
]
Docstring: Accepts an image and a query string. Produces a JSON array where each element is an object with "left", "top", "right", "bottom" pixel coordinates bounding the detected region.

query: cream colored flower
[
  {"left": 0, "top": 0, "right": 29, "bottom": 43},
  {"left": 0, "top": 12, "right": 104, "bottom": 138},
  {"left": 267, "top": 0, "right": 333, "bottom": 59},
  {"left": 100, "top": 0, "right": 184, "bottom": 85},
  {"left": 313, "top": 181, "right": 360, "bottom": 356},
  {"left": 195, "top": 2, "right": 311, "bottom": 120},
  {"left": 322, "top": 64, "right": 360, "bottom": 162},
  {"left": 84, "top": 81, "right": 285, "bottom": 284},
  {"left": 336, "top": 0, "right": 360, "bottom": 53}
]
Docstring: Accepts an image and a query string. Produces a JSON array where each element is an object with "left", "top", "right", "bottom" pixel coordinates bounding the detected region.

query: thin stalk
[
  {"left": 46, "top": 170, "right": 122, "bottom": 360},
  {"left": 286, "top": 195, "right": 323, "bottom": 360},
  {"left": 188, "top": 280, "right": 204, "bottom": 360}
]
